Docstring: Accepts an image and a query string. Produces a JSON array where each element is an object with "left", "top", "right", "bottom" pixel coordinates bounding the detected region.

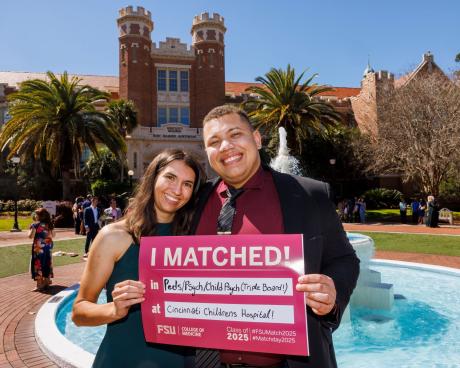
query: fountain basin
[{"left": 35, "top": 236, "right": 460, "bottom": 367}]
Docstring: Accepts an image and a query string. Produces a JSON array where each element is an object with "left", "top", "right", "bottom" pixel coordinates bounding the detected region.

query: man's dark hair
[{"left": 203, "top": 105, "right": 253, "bottom": 130}]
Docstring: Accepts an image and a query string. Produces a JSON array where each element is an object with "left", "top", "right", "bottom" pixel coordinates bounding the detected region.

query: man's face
[{"left": 203, "top": 113, "right": 261, "bottom": 188}]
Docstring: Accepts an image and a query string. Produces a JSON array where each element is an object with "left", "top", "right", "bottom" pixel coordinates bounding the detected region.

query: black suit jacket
[
  {"left": 191, "top": 168, "right": 360, "bottom": 368},
  {"left": 83, "top": 206, "right": 101, "bottom": 232}
]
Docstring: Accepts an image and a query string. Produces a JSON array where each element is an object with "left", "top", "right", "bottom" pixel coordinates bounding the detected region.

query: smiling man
[{"left": 191, "top": 105, "right": 360, "bottom": 368}]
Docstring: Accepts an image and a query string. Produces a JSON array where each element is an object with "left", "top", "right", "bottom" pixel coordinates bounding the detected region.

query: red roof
[
  {"left": 0, "top": 71, "right": 119, "bottom": 92},
  {"left": 225, "top": 81, "right": 360, "bottom": 99},
  {"left": 0, "top": 72, "right": 360, "bottom": 100}
]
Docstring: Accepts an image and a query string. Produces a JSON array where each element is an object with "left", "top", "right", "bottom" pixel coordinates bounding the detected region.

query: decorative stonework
[
  {"left": 157, "top": 92, "right": 189, "bottom": 104},
  {"left": 191, "top": 12, "right": 226, "bottom": 45},
  {"left": 117, "top": 6, "right": 153, "bottom": 39},
  {"left": 151, "top": 38, "right": 195, "bottom": 58}
]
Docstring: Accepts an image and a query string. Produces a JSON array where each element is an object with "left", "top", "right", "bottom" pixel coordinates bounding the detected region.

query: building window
[
  {"left": 180, "top": 107, "right": 190, "bottom": 125},
  {"left": 157, "top": 70, "right": 167, "bottom": 91},
  {"left": 169, "top": 107, "right": 179, "bottom": 123},
  {"left": 180, "top": 71, "right": 189, "bottom": 92},
  {"left": 158, "top": 107, "right": 167, "bottom": 125},
  {"left": 133, "top": 152, "right": 138, "bottom": 169},
  {"left": 169, "top": 71, "right": 178, "bottom": 91}
]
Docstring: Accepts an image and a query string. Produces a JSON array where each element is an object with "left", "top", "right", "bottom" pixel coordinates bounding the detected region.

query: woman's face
[{"left": 153, "top": 159, "right": 196, "bottom": 223}]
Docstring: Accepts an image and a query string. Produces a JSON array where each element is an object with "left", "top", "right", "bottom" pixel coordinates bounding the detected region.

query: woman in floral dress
[{"left": 28, "top": 208, "right": 55, "bottom": 291}]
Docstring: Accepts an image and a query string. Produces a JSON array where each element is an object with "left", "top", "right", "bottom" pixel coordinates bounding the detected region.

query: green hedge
[{"left": 0, "top": 199, "right": 43, "bottom": 212}]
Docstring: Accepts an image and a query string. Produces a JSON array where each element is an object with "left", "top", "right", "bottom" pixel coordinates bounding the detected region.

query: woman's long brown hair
[
  {"left": 125, "top": 149, "right": 205, "bottom": 243},
  {"left": 35, "top": 208, "right": 54, "bottom": 230}
]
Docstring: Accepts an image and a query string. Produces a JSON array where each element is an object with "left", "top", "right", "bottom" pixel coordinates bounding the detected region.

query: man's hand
[{"left": 296, "top": 274, "right": 336, "bottom": 316}]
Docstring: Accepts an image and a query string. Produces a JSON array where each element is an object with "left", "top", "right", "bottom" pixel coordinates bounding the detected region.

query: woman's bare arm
[{"left": 72, "top": 221, "right": 145, "bottom": 326}]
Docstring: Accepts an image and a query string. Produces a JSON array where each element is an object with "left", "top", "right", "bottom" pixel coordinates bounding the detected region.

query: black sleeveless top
[{"left": 92, "top": 223, "right": 189, "bottom": 368}]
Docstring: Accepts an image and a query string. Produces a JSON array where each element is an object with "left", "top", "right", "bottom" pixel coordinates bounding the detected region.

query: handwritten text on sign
[{"left": 139, "top": 234, "right": 309, "bottom": 356}]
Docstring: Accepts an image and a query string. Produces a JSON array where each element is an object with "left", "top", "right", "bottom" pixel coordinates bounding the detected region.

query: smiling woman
[{"left": 71, "top": 149, "right": 205, "bottom": 368}]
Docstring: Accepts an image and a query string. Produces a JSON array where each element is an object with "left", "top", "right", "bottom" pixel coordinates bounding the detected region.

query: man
[
  {"left": 82, "top": 194, "right": 92, "bottom": 209},
  {"left": 192, "top": 105, "right": 360, "bottom": 368},
  {"left": 83, "top": 196, "right": 101, "bottom": 258},
  {"left": 411, "top": 199, "right": 419, "bottom": 224},
  {"left": 399, "top": 198, "right": 407, "bottom": 224},
  {"left": 103, "top": 198, "right": 122, "bottom": 226}
]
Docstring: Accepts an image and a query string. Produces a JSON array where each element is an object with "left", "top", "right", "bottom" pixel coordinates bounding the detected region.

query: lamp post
[
  {"left": 329, "top": 158, "right": 342, "bottom": 198},
  {"left": 10, "top": 156, "right": 21, "bottom": 232},
  {"left": 127, "top": 170, "right": 134, "bottom": 190}
]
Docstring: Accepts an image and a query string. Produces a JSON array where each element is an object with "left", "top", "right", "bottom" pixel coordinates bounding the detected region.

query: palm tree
[
  {"left": 0, "top": 71, "right": 126, "bottom": 199},
  {"left": 243, "top": 65, "right": 340, "bottom": 157},
  {"left": 105, "top": 99, "right": 138, "bottom": 182}
]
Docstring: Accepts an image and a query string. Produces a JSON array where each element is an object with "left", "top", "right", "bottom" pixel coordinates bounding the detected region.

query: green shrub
[
  {"left": 363, "top": 188, "right": 403, "bottom": 209},
  {"left": 90, "top": 179, "right": 131, "bottom": 199},
  {"left": 439, "top": 177, "right": 460, "bottom": 210},
  {"left": 0, "top": 199, "right": 43, "bottom": 212}
]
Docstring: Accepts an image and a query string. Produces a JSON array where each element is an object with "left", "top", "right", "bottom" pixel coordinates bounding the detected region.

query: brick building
[{"left": 0, "top": 5, "right": 452, "bottom": 184}]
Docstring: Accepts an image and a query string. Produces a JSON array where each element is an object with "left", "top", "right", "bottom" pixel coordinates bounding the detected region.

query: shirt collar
[{"left": 218, "top": 165, "right": 264, "bottom": 198}]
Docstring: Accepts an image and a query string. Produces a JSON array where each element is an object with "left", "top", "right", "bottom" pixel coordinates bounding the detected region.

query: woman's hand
[{"left": 111, "top": 280, "right": 145, "bottom": 320}]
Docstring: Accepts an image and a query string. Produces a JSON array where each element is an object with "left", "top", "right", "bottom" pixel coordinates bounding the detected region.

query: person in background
[
  {"left": 411, "top": 198, "right": 419, "bottom": 224},
  {"left": 103, "top": 198, "right": 122, "bottom": 226},
  {"left": 337, "top": 199, "right": 345, "bottom": 221},
  {"left": 192, "top": 105, "right": 359, "bottom": 368},
  {"left": 72, "top": 196, "right": 84, "bottom": 235},
  {"left": 82, "top": 194, "right": 92, "bottom": 209},
  {"left": 358, "top": 197, "right": 366, "bottom": 223},
  {"left": 426, "top": 195, "right": 439, "bottom": 228},
  {"left": 72, "top": 149, "right": 204, "bottom": 368},
  {"left": 399, "top": 197, "right": 407, "bottom": 224},
  {"left": 418, "top": 198, "right": 427, "bottom": 225},
  {"left": 83, "top": 196, "right": 101, "bottom": 258},
  {"left": 28, "top": 208, "right": 55, "bottom": 291}
]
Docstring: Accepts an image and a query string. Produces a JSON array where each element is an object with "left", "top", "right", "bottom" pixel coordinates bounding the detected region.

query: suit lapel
[{"left": 270, "top": 169, "right": 307, "bottom": 234}]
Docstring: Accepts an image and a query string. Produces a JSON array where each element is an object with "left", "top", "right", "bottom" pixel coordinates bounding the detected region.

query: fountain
[
  {"left": 270, "top": 127, "right": 302, "bottom": 175},
  {"left": 269, "top": 127, "right": 394, "bottom": 317}
]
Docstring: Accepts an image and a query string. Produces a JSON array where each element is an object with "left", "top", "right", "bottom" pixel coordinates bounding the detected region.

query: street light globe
[
  {"left": 329, "top": 158, "right": 336, "bottom": 165},
  {"left": 127, "top": 170, "right": 134, "bottom": 177},
  {"left": 11, "top": 156, "right": 20, "bottom": 164}
]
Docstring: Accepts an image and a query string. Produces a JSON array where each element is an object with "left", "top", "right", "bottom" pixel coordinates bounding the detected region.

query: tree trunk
[{"left": 62, "top": 170, "right": 72, "bottom": 201}]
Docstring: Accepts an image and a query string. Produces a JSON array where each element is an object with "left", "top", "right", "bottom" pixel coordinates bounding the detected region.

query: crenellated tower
[
  {"left": 117, "top": 6, "right": 153, "bottom": 126},
  {"left": 191, "top": 12, "right": 227, "bottom": 125},
  {"left": 351, "top": 65, "right": 395, "bottom": 136}
]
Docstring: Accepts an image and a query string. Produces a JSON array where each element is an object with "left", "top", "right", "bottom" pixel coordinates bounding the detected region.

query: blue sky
[{"left": 1, "top": 0, "right": 459, "bottom": 87}]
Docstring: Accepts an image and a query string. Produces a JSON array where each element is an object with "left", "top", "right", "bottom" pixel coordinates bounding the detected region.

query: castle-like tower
[
  {"left": 117, "top": 6, "right": 226, "bottom": 177},
  {"left": 117, "top": 6, "right": 154, "bottom": 126},
  {"left": 351, "top": 67, "right": 394, "bottom": 136},
  {"left": 117, "top": 7, "right": 226, "bottom": 129},
  {"left": 191, "top": 13, "right": 227, "bottom": 125}
]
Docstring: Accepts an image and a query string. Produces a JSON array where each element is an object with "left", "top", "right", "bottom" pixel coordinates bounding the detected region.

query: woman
[
  {"left": 418, "top": 198, "right": 427, "bottom": 225},
  {"left": 72, "top": 197, "right": 84, "bottom": 234},
  {"left": 28, "top": 208, "right": 55, "bottom": 291},
  {"left": 426, "top": 195, "right": 439, "bottom": 227},
  {"left": 72, "top": 149, "right": 204, "bottom": 368}
]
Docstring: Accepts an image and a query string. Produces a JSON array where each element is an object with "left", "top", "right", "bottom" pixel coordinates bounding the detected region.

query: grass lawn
[
  {"left": 359, "top": 231, "right": 460, "bottom": 257},
  {"left": 0, "top": 216, "right": 33, "bottom": 231},
  {"left": 366, "top": 209, "right": 460, "bottom": 223},
  {"left": 0, "top": 238, "right": 85, "bottom": 278}
]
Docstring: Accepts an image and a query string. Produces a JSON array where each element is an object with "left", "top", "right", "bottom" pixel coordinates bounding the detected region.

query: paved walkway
[
  {"left": 0, "top": 229, "right": 83, "bottom": 248},
  {"left": 343, "top": 222, "right": 460, "bottom": 236},
  {"left": 0, "top": 223, "right": 459, "bottom": 367}
]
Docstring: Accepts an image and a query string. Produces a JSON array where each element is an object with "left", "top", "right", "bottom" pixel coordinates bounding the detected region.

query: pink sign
[{"left": 139, "top": 234, "right": 308, "bottom": 356}]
